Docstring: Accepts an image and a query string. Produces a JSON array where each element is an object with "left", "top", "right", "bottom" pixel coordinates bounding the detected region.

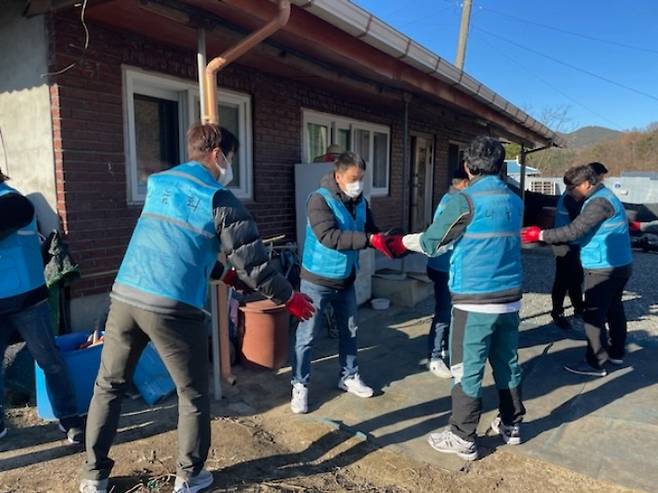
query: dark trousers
[
  {"left": 81, "top": 300, "right": 210, "bottom": 481},
  {"left": 551, "top": 247, "right": 584, "bottom": 317},
  {"left": 583, "top": 270, "right": 630, "bottom": 368},
  {"left": 449, "top": 308, "right": 525, "bottom": 441},
  {"left": 0, "top": 300, "right": 77, "bottom": 420},
  {"left": 427, "top": 268, "right": 451, "bottom": 361}
]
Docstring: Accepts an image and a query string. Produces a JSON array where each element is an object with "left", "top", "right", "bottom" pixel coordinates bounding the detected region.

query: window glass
[
  {"left": 373, "top": 132, "right": 388, "bottom": 189},
  {"left": 134, "top": 94, "right": 179, "bottom": 196}
]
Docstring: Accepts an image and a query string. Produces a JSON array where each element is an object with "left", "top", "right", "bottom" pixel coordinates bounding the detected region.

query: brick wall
[{"left": 48, "top": 12, "right": 482, "bottom": 297}]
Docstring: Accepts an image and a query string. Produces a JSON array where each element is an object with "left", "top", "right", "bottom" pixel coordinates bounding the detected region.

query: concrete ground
[
  {"left": 1, "top": 248, "right": 656, "bottom": 492},
  {"left": 235, "top": 248, "right": 658, "bottom": 493}
]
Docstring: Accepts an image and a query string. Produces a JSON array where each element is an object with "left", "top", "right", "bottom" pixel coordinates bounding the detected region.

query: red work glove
[
  {"left": 521, "top": 226, "right": 542, "bottom": 244},
  {"left": 286, "top": 292, "right": 316, "bottom": 321},
  {"left": 629, "top": 220, "right": 642, "bottom": 233},
  {"left": 386, "top": 235, "right": 407, "bottom": 257},
  {"left": 221, "top": 267, "right": 238, "bottom": 287},
  {"left": 369, "top": 233, "right": 393, "bottom": 258}
]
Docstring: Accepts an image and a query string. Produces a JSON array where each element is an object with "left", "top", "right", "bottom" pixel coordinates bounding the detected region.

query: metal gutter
[{"left": 290, "top": 0, "right": 564, "bottom": 147}]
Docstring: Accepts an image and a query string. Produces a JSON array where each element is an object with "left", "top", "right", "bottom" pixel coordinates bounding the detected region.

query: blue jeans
[
  {"left": 0, "top": 300, "right": 77, "bottom": 420},
  {"left": 427, "top": 268, "right": 451, "bottom": 361},
  {"left": 291, "top": 280, "right": 359, "bottom": 385}
]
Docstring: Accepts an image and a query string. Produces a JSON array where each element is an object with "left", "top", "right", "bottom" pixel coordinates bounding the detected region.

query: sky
[{"left": 353, "top": 0, "right": 658, "bottom": 132}]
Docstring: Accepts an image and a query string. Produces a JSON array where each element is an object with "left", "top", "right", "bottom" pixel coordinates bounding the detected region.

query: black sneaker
[
  {"left": 607, "top": 357, "right": 624, "bottom": 365},
  {"left": 552, "top": 314, "right": 572, "bottom": 330},
  {"left": 58, "top": 416, "right": 84, "bottom": 444},
  {"left": 564, "top": 361, "right": 607, "bottom": 377},
  {"left": 490, "top": 416, "right": 522, "bottom": 445},
  {"left": 0, "top": 416, "right": 7, "bottom": 440}
]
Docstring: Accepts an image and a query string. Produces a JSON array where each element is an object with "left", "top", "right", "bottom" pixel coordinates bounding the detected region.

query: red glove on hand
[
  {"left": 629, "top": 220, "right": 642, "bottom": 233},
  {"left": 386, "top": 235, "right": 407, "bottom": 257},
  {"left": 521, "top": 226, "right": 542, "bottom": 244},
  {"left": 221, "top": 267, "right": 238, "bottom": 287},
  {"left": 286, "top": 292, "right": 316, "bottom": 321},
  {"left": 369, "top": 233, "right": 393, "bottom": 258}
]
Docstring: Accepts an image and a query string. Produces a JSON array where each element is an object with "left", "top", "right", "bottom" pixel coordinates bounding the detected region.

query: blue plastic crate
[
  {"left": 35, "top": 332, "right": 103, "bottom": 421},
  {"left": 132, "top": 342, "right": 176, "bottom": 406}
]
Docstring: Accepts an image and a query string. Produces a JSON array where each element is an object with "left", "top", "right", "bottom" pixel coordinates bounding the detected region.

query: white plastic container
[{"left": 370, "top": 298, "right": 391, "bottom": 310}]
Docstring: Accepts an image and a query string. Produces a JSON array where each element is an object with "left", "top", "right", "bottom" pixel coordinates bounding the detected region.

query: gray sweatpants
[{"left": 81, "top": 299, "right": 210, "bottom": 481}]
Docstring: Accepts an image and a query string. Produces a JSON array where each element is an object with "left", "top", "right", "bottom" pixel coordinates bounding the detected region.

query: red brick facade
[{"left": 48, "top": 12, "right": 483, "bottom": 297}]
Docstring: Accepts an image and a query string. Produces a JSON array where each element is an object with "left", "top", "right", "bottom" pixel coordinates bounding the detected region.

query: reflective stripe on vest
[
  {"left": 115, "top": 162, "right": 223, "bottom": 309},
  {"left": 427, "top": 191, "right": 455, "bottom": 273},
  {"left": 579, "top": 186, "right": 632, "bottom": 270},
  {"left": 449, "top": 176, "right": 523, "bottom": 303},
  {"left": 0, "top": 183, "right": 45, "bottom": 299},
  {"left": 301, "top": 187, "right": 366, "bottom": 280}
]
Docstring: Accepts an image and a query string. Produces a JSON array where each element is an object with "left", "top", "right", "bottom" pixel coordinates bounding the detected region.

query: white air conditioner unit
[{"left": 530, "top": 180, "right": 557, "bottom": 195}]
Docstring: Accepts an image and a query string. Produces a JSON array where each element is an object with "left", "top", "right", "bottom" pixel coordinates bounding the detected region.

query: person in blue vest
[
  {"left": 425, "top": 167, "right": 469, "bottom": 379},
  {"left": 522, "top": 163, "right": 633, "bottom": 377},
  {"left": 79, "top": 124, "right": 314, "bottom": 493},
  {"left": 0, "top": 170, "right": 84, "bottom": 445},
  {"left": 388, "top": 136, "right": 526, "bottom": 460},
  {"left": 291, "top": 151, "right": 395, "bottom": 414},
  {"left": 550, "top": 181, "right": 585, "bottom": 330}
]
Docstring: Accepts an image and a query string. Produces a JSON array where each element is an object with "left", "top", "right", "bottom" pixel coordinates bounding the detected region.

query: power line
[
  {"left": 476, "top": 4, "right": 658, "bottom": 56},
  {"left": 475, "top": 26, "right": 658, "bottom": 104},
  {"left": 473, "top": 32, "right": 626, "bottom": 130}
]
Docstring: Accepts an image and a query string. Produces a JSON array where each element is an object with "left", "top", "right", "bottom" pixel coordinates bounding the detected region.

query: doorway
[{"left": 410, "top": 134, "right": 435, "bottom": 232}]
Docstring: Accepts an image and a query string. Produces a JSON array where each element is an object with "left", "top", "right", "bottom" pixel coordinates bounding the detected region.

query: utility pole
[{"left": 455, "top": 0, "right": 473, "bottom": 70}]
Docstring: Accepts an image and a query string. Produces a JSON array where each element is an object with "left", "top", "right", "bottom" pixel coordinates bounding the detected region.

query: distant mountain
[{"left": 559, "top": 126, "right": 622, "bottom": 149}]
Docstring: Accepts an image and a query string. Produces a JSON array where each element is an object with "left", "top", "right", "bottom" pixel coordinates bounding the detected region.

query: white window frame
[
  {"left": 302, "top": 109, "right": 391, "bottom": 197},
  {"left": 123, "top": 66, "right": 253, "bottom": 202}
]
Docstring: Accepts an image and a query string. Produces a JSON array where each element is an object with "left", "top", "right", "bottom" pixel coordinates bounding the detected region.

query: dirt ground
[{"left": 0, "top": 400, "right": 636, "bottom": 493}]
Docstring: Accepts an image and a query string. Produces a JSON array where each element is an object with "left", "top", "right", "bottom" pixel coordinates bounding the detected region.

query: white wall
[{"left": 0, "top": 5, "right": 58, "bottom": 233}]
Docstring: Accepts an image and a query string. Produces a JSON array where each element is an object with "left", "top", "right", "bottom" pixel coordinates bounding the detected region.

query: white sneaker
[
  {"left": 79, "top": 479, "right": 108, "bottom": 493},
  {"left": 429, "top": 359, "right": 452, "bottom": 379},
  {"left": 173, "top": 469, "right": 214, "bottom": 493},
  {"left": 338, "top": 373, "right": 374, "bottom": 398},
  {"left": 427, "top": 429, "right": 478, "bottom": 461},
  {"left": 290, "top": 382, "right": 308, "bottom": 414}
]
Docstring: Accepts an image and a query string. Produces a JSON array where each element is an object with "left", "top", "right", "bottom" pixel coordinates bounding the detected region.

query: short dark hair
[
  {"left": 335, "top": 151, "right": 366, "bottom": 173},
  {"left": 219, "top": 127, "right": 240, "bottom": 155},
  {"left": 187, "top": 123, "right": 222, "bottom": 162},
  {"left": 564, "top": 164, "right": 599, "bottom": 188},
  {"left": 588, "top": 162, "right": 608, "bottom": 176},
  {"left": 464, "top": 136, "right": 505, "bottom": 175}
]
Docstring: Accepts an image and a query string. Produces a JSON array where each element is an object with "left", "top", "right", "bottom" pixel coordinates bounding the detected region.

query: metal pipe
[
  {"left": 203, "top": 0, "right": 291, "bottom": 124},
  {"left": 519, "top": 145, "right": 527, "bottom": 201},
  {"left": 401, "top": 93, "right": 411, "bottom": 231},
  {"left": 197, "top": 28, "right": 207, "bottom": 124}
]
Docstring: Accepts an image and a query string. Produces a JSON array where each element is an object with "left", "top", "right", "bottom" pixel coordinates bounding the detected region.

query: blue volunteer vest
[
  {"left": 0, "top": 183, "right": 45, "bottom": 299},
  {"left": 579, "top": 186, "right": 632, "bottom": 270},
  {"left": 449, "top": 176, "right": 523, "bottom": 303},
  {"left": 427, "top": 190, "right": 457, "bottom": 273},
  {"left": 302, "top": 187, "right": 366, "bottom": 280},
  {"left": 115, "top": 162, "right": 223, "bottom": 309}
]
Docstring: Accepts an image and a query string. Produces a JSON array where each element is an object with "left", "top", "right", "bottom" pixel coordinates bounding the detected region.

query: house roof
[
  {"left": 505, "top": 159, "right": 540, "bottom": 175},
  {"left": 25, "top": 0, "right": 563, "bottom": 147},
  {"left": 287, "top": 0, "right": 562, "bottom": 148}
]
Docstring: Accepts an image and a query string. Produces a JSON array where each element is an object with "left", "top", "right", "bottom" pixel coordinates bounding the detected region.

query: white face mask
[
  {"left": 217, "top": 152, "right": 233, "bottom": 186},
  {"left": 344, "top": 180, "right": 364, "bottom": 198}
]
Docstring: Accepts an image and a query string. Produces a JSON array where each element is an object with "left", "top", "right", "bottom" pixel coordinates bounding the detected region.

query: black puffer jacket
[
  {"left": 213, "top": 189, "right": 293, "bottom": 304},
  {"left": 301, "top": 173, "right": 379, "bottom": 290}
]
